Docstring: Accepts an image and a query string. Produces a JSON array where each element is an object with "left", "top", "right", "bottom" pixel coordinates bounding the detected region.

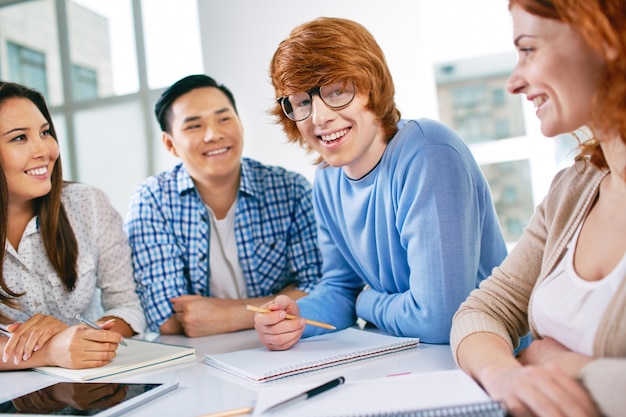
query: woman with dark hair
[
  {"left": 451, "top": 1, "right": 626, "bottom": 416},
  {"left": 0, "top": 81, "right": 145, "bottom": 370}
]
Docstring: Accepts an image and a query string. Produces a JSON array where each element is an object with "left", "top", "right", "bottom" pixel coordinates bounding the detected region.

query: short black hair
[{"left": 154, "top": 74, "right": 238, "bottom": 132}]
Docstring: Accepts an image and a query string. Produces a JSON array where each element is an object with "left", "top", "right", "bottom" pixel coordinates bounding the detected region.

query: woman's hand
[
  {"left": 482, "top": 362, "right": 600, "bottom": 417},
  {"left": 458, "top": 333, "right": 600, "bottom": 417},
  {"left": 38, "top": 325, "right": 121, "bottom": 369},
  {"left": 516, "top": 337, "right": 592, "bottom": 377},
  {"left": 2, "top": 314, "right": 67, "bottom": 365}
]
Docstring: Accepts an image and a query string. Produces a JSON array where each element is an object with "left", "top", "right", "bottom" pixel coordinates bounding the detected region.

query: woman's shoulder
[{"left": 61, "top": 182, "right": 113, "bottom": 212}]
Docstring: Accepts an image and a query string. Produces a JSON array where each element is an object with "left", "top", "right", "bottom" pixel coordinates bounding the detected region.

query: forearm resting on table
[
  {"left": 1, "top": 337, "right": 60, "bottom": 370},
  {"left": 456, "top": 332, "right": 520, "bottom": 386},
  {"left": 161, "top": 285, "right": 307, "bottom": 335}
]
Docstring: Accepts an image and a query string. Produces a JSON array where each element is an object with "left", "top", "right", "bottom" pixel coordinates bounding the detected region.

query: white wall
[{"left": 196, "top": 0, "right": 514, "bottom": 182}]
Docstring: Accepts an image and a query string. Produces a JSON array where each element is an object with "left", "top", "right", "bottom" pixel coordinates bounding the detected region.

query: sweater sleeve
[
  {"left": 579, "top": 358, "right": 626, "bottom": 417},
  {"left": 356, "top": 140, "right": 505, "bottom": 343}
]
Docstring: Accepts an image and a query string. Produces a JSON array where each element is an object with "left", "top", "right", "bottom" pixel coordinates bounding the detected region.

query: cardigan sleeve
[{"left": 579, "top": 358, "right": 626, "bottom": 417}]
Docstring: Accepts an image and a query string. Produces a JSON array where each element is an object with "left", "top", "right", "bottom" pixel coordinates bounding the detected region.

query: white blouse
[
  {"left": 532, "top": 222, "right": 626, "bottom": 355},
  {"left": 2, "top": 183, "right": 146, "bottom": 335}
]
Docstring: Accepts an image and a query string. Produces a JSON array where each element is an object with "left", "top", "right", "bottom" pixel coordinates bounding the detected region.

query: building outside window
[
  {"left": 7, "top": 41, "right": 49, "bottom": 98},
  {"left": 71, "top": 64, "right": 98, "bottom": 100},
  {"left": 435, "top": 52, "right": 557, "bottom": 244}
]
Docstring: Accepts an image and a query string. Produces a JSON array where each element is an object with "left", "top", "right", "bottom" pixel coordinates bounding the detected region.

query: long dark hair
[{"left": 0, "top": 82, "right": 78, "bottom": 323}]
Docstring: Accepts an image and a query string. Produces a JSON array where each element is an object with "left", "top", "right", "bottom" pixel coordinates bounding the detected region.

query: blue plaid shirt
[{"left": 124, "top": 158, "right": 322, "bottom": 332}]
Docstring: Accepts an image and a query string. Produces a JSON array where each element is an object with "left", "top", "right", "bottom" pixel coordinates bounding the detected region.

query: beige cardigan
[{"left": 451, "top": 160, "right": 626, "bottom": 417}]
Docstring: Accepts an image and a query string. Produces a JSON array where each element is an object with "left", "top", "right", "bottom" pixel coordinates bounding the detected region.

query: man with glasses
[
  {"left": 252, "top": 17, "right": 508, "bottom": 350},
  {"left": 124, "top": 75, "right": 322, "bottom": 337}
]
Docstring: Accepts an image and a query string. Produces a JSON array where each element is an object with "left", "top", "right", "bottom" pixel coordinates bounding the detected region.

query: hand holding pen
[{"left": 75, "top": 314, "right": 127, "bottom": 346}]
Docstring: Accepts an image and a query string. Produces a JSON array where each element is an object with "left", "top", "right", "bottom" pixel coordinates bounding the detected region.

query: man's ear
[{"left": 162, "top": 132, "right": 179, "bottom": 157}]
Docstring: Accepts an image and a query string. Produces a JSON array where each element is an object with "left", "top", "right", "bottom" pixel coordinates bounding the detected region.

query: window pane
[
  {"left": 0, "top": 0, "right": 63, "bottom": 106},
  {"left": 480, "top": 159, "right": 534, "bottom": 243},
  {"left": 142, "top": 0, "right": 203, "bottom": 88},
  {"left": 71, "top": 64, "right": 98, "bottom": 100},
  {"left": 68, "top": 0, "right": 138, "bottom": 98},
  {"left": 435, "top": 53, "right": 525, "bottom": 145},
  {"left": 7, "top": 41, "right": 49, "bottom": 97},
  {"left": 74, "top": 100, "right": 148, "bottom": 214}
]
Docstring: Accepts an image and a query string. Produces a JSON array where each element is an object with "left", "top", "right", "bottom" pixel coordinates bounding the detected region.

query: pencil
[
  {"left": 246, "top": 305, "right": 336, "bottom": 330},
  {"left": 196, "top": 405, "right": 253, "bottom": 417}
]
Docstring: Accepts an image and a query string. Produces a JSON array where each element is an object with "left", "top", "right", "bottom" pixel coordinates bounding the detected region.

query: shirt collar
[{"left": 174, "top": 159, "right": 262, "bottom": 199}]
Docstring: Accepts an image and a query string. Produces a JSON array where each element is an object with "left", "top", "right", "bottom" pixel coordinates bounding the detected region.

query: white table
[{"left": 0, "top": 330, "right": 457, "bottom": 417}]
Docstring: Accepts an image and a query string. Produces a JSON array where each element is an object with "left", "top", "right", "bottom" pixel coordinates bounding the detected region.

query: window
[
  {"left": 492, "top": 88, "right": 505, "bottom": 106},
  {"left": 71, "top": 64, "right": 98, "bottom": 100},
  {"left": 479, "top": 160, "right": 534, "bottom": 243},
  {"left": 7, "top": 41, "right": 49, "bottom": 98}
]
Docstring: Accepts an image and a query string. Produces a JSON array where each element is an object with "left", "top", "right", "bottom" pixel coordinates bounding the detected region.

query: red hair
[
  {"left": 269, "top": 17, "right": 400, "bottom": 162},
  {"left": 509, "top": 0, "right": 626, "bottom": 169}
]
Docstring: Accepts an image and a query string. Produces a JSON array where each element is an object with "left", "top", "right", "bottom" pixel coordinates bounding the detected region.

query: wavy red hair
[{"left": 509, "top": 0, "right": 626, "bottom": 169}]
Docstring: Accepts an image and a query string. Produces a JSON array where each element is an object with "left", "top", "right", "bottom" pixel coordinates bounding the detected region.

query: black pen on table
[
  {"left": 197, "top": 376, "right": 346, "bottom": 417},
  {"left": 262, "top": 376, "right": 346, "bottom": 414},
  {"left": 75, "top": 314, "right": 127, "bottom": 346}
]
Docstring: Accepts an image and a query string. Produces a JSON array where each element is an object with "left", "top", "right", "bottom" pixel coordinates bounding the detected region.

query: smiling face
[
  {"left": 296, "top": 92, "right": 387, "bottom": 179},
  {"left": 0, "top": 97, "right": 59, "bottom": 208},
  {"left": 507, "top": 6, "right": 606, "bottom": 137},
  {"left": 163, "top": 86, "right": 243, "bottom": 185}
]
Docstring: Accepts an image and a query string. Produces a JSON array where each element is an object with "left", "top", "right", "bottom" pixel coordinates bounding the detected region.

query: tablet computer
[{"left": 0, "top": 381, "right": 178, "bottom": 416}]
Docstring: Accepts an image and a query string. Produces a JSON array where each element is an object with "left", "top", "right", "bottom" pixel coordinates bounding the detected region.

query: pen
[
  {"left": 245, "top": 305, "right": 336, "bottom": 330},
  {"left": 0, "top": 325, "right": 11, "bottom": 338},
  {"left": 261, "top": 376, "right": 346, "bottom": 414},
  {"left": 75, "top": 314, "right": 128, "bottom": 346}
]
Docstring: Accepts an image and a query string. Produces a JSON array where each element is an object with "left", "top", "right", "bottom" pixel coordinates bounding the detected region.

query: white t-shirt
[
  {"left": 206, "top": 203, "right": 246, "bottom": 299},
  {"left": 532, "top": 222, "right": 626, "bottom": 355}
]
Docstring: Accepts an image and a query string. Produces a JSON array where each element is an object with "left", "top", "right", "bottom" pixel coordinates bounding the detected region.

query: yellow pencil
[
  {"left": 196, "top": 405, "right": 253, "bottom": 417},
  {"left": 246, "top": 305, "right": 336, "bottom": 330}
]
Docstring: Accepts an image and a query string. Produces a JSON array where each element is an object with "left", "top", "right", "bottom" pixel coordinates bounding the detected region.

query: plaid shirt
[{"left": 124, "top": 158, "right": 322, "bottom": 332}]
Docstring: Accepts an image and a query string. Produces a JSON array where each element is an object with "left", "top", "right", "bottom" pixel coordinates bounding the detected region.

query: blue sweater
[{"left": 298, "top": 119, "right": 507, "bottom": 343}]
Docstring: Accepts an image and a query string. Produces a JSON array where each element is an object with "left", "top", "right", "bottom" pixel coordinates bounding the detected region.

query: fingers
[
  {"left": 271, "top": 295, "right": 299, "bottom": 315},
  {"left": 253, "top": 304, "right": 305, "bottom": 351},
  {"left": 3, "top": 315, "right": 67, "bottom": 365},
  {"left": 506, "top": 366, "right": 600, "bottom": 417}
]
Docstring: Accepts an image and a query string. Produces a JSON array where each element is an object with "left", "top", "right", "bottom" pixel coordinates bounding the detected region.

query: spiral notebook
[
  {"left": 34, "top": 339, "right": 196, "bottom": 381},
  {"left": 252, "top": 370, "right": 506, "bottom": 416},
  {"left": 204, "top": 328, "right": 420, "bottom": 383}
]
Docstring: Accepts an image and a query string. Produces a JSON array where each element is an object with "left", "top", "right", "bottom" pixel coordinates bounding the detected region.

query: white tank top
[{"left": 532, "top": 222, "right": 626, "bottom": 356}]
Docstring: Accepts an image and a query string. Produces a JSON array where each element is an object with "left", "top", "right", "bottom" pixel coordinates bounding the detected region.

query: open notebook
[
  {"left": 252, "top": 370, "right": 506, "bottom": 417},
  {"left": 204, "top": 328, "right": 419, "bottom": 383},
  {"left": 34, "top": 339, "right": 196, "bottom": 381}
]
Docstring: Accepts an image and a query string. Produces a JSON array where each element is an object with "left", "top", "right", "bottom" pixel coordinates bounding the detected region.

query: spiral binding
[
  {"left": 261, "top": 340, "right": 420, "bottom": 381},
  {"left": 334, "top": 400, "right": 507, "bottom": 417}
]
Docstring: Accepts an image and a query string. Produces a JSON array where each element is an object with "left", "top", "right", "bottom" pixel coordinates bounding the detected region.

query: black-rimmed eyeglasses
[{"left": 277, "top": 80, "right": 356, "bottom": 122}]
